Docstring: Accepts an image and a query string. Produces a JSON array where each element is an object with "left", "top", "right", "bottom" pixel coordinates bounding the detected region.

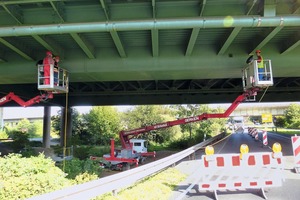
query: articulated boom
[
  {"left": 0, "top": 92, "right": 53, "bottom": 107},
  {"left": 0, "top": 63, "right": 69, "bottom": 107},
  {"left": 119, "top": 87, "right": 260, "bottom": 149}
]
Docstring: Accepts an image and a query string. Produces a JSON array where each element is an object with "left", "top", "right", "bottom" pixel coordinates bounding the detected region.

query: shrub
[
  {"left": 9, "top": 130, "right": 30, "bottom": 152},
  {"left": 168, "top": 137, "right": 190, "bottom": 150},
  {"left": 73, "top": 172, "right": 98, "bottom": 184},
  {"left": 74, "top": 146, "right": 92, "bottom": 160},
  {"left": 20, "top": 146, "right": 39, "bottom": 158},
  {"left": 88, "top": 146, "right": 111, "bottom": 157},
  {"left": 0, "top": 154, "right": 72, "bottom": 199},
  {"left": 58, "top": 158, "right": 101, "bottom": 179},
  {"left": 0, "top": 130, "right": 8, "bottom": 139}
]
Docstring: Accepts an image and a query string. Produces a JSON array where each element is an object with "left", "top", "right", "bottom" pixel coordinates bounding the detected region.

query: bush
[
  {"left": 0, "top": 130, "right": 8, "bottom": 139},
  {"left": 0, "top": 154, "right": 72, "bottom": 199},
  {"left": 9, "top": 130, "right": 30, "bottom": 152},
  {"left": 20, "top": 146, "right": 39, "bottom": 157},
  {"left": 58, "top": 158, "right": 101, "bottom": 179},
  {"left": 168, "top": 137, "right": 190, "bottom": 150},
  {"left": 73, "top": 172, "right": 99, "bottom": 184},
  {"left": 74, "top": 146, "right": 92, "bottom": 160}
]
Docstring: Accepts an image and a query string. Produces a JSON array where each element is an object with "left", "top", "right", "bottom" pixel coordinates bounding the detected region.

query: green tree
[
  {"left": 123, "top": 105, "right": 180, "bottom": 144},
  {"left": 274, "top": 116, "right": 286, "bottom": 128},
  {"left": 8, "top": 130, "right": 30, "bottom": 152},
  {"left": 14, "top": 118, "right": 44, "bottom": 138},
  {"left": 28, "top": 120, "right": 43, "bottom": 137},
  {"left": 16, "top": 118, "right": 31, "bottom": 134},
  {"left": 171, "top": 104, "right": 227, "bottom": 144},
  {"left": 284, "top": 103, "right": 300, "bottom": 128},
  {"left": 172, "top": 104, "right": 212, "bottom": 139},
  {"left": 84, "top": 106, "right": 121, "bottom": 145},
  {"left": 52, "top": 108, "right": 87, "bottom": 144},
  {"left": 174, "top": 105, "right": 199, "bottom": 139}
]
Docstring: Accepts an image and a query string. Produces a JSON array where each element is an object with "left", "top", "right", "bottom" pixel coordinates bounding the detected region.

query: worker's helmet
[
  {"left": 256, "top": 49, "right": 261, "bottom": 53},
  {"left": 46, "top": 51, "right": 52, "bottom": 56}
]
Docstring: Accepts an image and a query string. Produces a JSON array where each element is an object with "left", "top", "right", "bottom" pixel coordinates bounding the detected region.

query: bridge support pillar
[
  {"left": 60, "top": 107, "right": 72, "bottom": 147},
  {"left": 42, "top": 106, "right": 51, "bottom": 148}
]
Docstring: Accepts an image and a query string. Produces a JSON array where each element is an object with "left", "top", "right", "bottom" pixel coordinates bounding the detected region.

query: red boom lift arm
[
  {"left": 119, "top": 87, "right": 259, "bottom": 149},
  {"left": 0, "top": 92, "right": 53, "bottom": 107}
]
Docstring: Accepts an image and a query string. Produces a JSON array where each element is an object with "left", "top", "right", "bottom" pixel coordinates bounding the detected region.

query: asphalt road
[{"left": 170, "top": 129, "right": 300, "bottom": 200}]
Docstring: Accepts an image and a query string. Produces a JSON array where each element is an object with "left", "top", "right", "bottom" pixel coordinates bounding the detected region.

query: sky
[
  {"left": 1, "top": 105, "right": 133, "bottom": 119},
  {"left": 1, "top": 102, "right": 299, "bottom": 119}
]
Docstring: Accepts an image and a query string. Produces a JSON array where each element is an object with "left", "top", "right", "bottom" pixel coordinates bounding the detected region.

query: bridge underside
[
  {"left": 1, "top": 77, "right": 300, "bottom": 107},
  {"left": 0, "top": 0, "right": 299, "bottom": 106}
]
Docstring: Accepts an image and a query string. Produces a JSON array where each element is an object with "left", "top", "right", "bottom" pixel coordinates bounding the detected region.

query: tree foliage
[
  {"left": 172, "top": 104, "right": 226, "bottom": 138},
  {"left": 83, "top": 106, "right": 121, "bottom": 145},
  {"left": 58, "top": 158, "right": 101, "bottom": 179},
  {"left": 284, "top": 103, "right": 300, "bottom": 128},
  {"left": 0, "top": 154, "right": 71, "bottom": 199},
  {"left": 0, "top": 154, "right": 101, "bottom": 199},
  {"left": 6, "top": 118, "right": 44, "bottom": 138},
  {"left": 9, "top": 130, "right": 30, "bottom": 152},
  {"left": 122, "top": 105, "right": 181, "bottom": 144},
  {"left": 52, "top": 107, "right": 82, "bottom": 136},
  {"left": 172, "top": 104, "right": 210, "bottom": 139},
  {"left": 50, "top": 105, "right": 228, "bottom": 148}
]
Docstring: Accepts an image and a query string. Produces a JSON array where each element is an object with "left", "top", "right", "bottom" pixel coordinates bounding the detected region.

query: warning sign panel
[{"left": 262, "top": 113, "right": 273, "bottom": 123}]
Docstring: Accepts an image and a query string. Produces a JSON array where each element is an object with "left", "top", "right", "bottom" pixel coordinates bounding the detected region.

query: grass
[
  {"left": 95, "top": 167, "right": 186, "bottom": 200},
  {"left": 265, "top": 127, "right": 300, "bottom": 135}
]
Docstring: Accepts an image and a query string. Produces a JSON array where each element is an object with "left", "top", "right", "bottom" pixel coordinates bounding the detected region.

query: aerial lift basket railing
[
  {"left": 242, "top": 59, "right": 273, "bottom": 101},
  {"left": 37, "top": 64, "right": 69, "bottom": 93}
]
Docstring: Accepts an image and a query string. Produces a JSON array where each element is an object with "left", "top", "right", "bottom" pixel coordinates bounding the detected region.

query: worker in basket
[
  {"left": 255, "top": 49, "right": 264, "bottom": 81},
  {"left": 43, "top": 50, "right": 54, "bottom": 85}
]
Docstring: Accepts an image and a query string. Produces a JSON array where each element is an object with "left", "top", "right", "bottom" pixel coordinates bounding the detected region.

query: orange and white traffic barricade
[
  {"left": 291, "top": 135, "right": 300, "bottom": 173},
  {"left": 198, "top": 145, "right": 284, "bottom": 200},
  {"left": 251, "top": 128, "right": 258, "bottom": 138},
  {"left": 248, "top": 127, "right": 255, "bottom": 137},
  {"left": 254, "top": 130, "right": 258, "bottom": 141},
  {"left": 255, "top": 131, "right": 259, "bottom": 141},
  {"left": 262, "top": 130, "right": 268, "bottom": 146},
  {"left": 248, "top": 127, "right": 253, "bottom": 136}
]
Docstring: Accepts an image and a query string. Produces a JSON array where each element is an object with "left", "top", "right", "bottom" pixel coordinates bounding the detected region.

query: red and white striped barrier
[
  {"left": 291, "top": 135, "right": 300, "bottom": 173},
  {"left": 248, "top": 127, "right": 257, "bottom": 137},
  {"left": 255, "top": 132, "right": 259, "bottom": 141},
  {"left": 263, "top": 131, "right": 268, "bottom": 146},
  {"left": 199, "top": 152, "right": 284, "bottom": 199},
  {"left": 247, "top": 127, "right": 252, "bottom": 135},
  {"left": 253, "top": 129, "right": 258, "bottom": 138}
]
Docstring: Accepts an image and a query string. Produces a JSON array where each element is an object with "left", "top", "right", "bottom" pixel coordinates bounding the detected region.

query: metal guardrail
[{"left": 28, "top": 132, "right": 225, "bottom": 200}]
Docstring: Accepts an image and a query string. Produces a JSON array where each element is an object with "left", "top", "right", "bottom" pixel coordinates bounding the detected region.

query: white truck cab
[{"left": 130, "top": 139, "right": 148, "bottom": 153}]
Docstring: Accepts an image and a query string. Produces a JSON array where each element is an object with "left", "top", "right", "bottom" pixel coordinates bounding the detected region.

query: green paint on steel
[
  {"left": 110, "top": 31, "right": 126, "bottom": 58},
  {"left": 151, "top": 29, "right": 159, "bottom": 57},
  {"left": 251, "top": 26, "right": 283, "bottom": 53},
  {"left": 70, "top": 33, "right": 95, "bottom": 59},
  {"left": 185, "top": 27, "right": 200, "bottom": 56},
  {"left": 0, "top": 16, "right": 299, "bottom": 37},
  {"left": 218, "top": 27, "right": 242, "bottom": 55},
  {"left": 0, "top": 38, "right": 33, "bottom": 61}
]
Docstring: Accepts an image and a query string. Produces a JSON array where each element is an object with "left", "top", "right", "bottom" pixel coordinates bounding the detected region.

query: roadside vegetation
[
  {"left": 265, "top": 128, "right": 300, "bottom": 135},
  {"left": 0, "top": 103, "right": 300, "bottom": 199},
  {"left": 96, "top": 167, "right": 186, "bottom": 200}
]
